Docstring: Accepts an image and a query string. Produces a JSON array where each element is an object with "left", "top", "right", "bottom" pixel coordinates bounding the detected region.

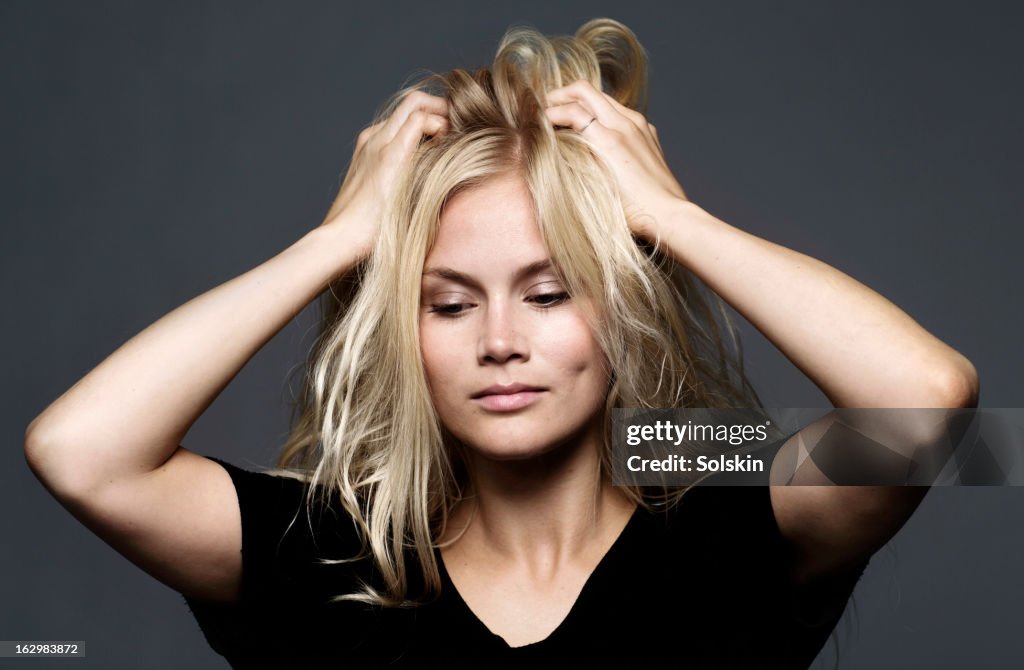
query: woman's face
[{"left": 419, "top": 172, "right": 610, "bottom": 461}]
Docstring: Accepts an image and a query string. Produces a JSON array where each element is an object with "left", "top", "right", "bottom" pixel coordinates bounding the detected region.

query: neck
[{"left": 443, "top": 424, "right": 636, "bottom": 569}]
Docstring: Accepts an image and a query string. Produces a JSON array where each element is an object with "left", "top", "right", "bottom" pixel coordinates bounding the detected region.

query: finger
[
  {"left": 355, "top": 121, "right": 384, "bottom": 152},
  {"left": 590, "top": 89, "right": 664, "bottom": 161},
  {"left": 383, "top": 91, "right": 448, "bottom": 143},
  {"left": 598, "top": 91, "right": 650, "bottom": 132},
  {"left": 391, "top": 111, "right": 449, "bottom": 157},
  {"left": 550, "top": 80, "right": 656, "bottom": 140},
  {"left": 546, "top": 80, "right": 629, "bottom": 132},
  {"left": 545, "top": 102, "right": 607, "bottom": 135}
]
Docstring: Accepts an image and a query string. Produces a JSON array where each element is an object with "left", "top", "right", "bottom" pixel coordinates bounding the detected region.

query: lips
[
  {"left": 470, "top": 383, "right": 547, "bottom": 412},
  {"left": 471, "top": 382, "right": 546, "bottom": 399}
]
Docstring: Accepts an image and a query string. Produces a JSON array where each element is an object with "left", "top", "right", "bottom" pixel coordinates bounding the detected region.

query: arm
[
  {"left": 652, "top": 201, "right": 977, "bottom": 583},
  {"left": 24, "top": 223, "right": 361, "bottom": 496},
  {"left": 545, "top": 79, "right": 979, "bottom": 586},
  {"left": 24, "top": 91, "right": 449, "bottom": 603},
  {"left": 640, "top": 200, "right": 977, "bottom": 409},
  {"left": 23, "top": 223, "right": 364, "bottom": 603}
]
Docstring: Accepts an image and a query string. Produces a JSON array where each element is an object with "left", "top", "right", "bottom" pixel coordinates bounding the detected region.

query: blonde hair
[{"left": 271, "top": 17, "right": 763, "bottom": 607}]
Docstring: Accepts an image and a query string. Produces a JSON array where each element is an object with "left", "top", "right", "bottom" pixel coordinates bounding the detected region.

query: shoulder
[
  {"left": 207, "top": 457, "right": 316, "bottom": 545},
  {"left": 647, "top": 478, "right": 869, "bottom": 630},
  {"left": 184, "top": 459, "right": 382, "bottom": 662},
  {"left": 202, "top": 458, "right": 365, "bottom": 598},
  {"left": 646, "top": 430, "right": 873, "bottom": 579},
  {"left": 652, "top": 478, "right": 786, "bottom": 562},
  {"left": 651, "top": 433, "right": 789, "bottom": 532}
]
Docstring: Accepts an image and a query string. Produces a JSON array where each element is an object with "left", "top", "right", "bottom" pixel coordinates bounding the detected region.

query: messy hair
[{"left": 271, "top": 17, "right": 763, "bottom": 607}]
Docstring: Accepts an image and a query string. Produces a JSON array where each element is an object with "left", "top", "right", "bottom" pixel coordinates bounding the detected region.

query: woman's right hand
[{"left": 319, "top": 90, "right": 449, "bottom": 262}]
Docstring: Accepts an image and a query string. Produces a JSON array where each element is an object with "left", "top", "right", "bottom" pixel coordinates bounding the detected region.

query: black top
[{"left": 183, "top": 447, "right": 869, "bottom": 668}]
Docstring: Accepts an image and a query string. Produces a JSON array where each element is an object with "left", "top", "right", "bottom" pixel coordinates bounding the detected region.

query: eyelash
[{"left": 428, "top": 292, "right": 571, "bottom": 318}]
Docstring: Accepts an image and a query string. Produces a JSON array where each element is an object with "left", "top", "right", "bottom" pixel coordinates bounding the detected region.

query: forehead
[{"left": 426, "top": 173, "right": 546, "bottom": 267}]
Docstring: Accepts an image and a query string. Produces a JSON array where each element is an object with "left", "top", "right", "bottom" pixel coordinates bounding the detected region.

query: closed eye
[
  {"left": 527, "top": 292, "right": 571, "bottom": 307},
  {"left": 427, "top": 292, "right": 570, "bottom": 318},
  {"left": 428, "top": 302, "right": 474, "bottom": 316}
]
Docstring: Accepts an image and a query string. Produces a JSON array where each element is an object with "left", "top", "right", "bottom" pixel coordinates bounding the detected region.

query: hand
[
  {"left": 544, "top": 80, "right": 688, "bottom": 240},
  {"left": 320, "top": 91, "right": 449, "bottom": 261}
]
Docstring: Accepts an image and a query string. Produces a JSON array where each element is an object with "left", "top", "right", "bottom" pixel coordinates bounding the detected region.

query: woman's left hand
[{"left": 545, "top": 79, "right": 689, "bottom": 240}]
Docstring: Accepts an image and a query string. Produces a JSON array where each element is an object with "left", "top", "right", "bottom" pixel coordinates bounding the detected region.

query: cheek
[
  {"left": 541, "top": 314, "right": 607, "bottom": 378},
  {"left": 419, "top": 320, "right": 444, "bottom": 388},
  {"left": 419, "top": 319, "right": 463, "bottom": 401}
]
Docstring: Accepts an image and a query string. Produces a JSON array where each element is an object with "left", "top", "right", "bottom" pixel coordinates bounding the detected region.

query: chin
[
  {"left": 457, "top": 423, "right": 590, "bottom": 463},
  {"left": 473, "top": 443, "right": 555, "bottom": 462}
]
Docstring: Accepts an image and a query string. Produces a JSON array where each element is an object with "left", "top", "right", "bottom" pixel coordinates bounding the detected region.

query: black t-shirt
[{"left": 183, "top": 447, "right": 869, "bottom": 668}]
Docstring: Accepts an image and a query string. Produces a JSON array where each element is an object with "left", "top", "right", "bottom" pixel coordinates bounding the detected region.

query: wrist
[
  {"left": 297, "top": 221, "right": 372, "bottom": 280},
  {"left": 642, "top": 197, "right": 706, "bottom": 241}
]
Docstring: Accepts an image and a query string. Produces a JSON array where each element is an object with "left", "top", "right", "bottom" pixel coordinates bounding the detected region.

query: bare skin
[{"left": 23, "top": 76, "right": 977, "bottom": 652}]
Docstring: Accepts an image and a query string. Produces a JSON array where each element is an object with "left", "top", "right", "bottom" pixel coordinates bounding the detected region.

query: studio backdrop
[{"left": 3, "top": 1, "right": 1021, "bottom": 668}]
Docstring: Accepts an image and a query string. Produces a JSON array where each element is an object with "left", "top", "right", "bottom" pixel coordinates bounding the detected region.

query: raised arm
[
  {"left": 544, "top": 80, "right": 978, "bottom": 585},
  {"left": 23, "top": 91, "right": 449, "bottom": 603}
]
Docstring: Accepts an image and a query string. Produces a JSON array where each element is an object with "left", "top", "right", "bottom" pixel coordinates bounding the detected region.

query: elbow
[
  {"left": 24, "top": 414, "right": 59, "bottom": 464},
  {"left": 932, "top": 355, "right": 980, "bottom": 409},
  {"left": 24, "top": 419, "right": 58, "bottom": 489},
  {"left": 23, "top": 419, "right": 81, "bottom": 499},
  {"left": 24, "top": 417, "right": 47, "bottom": 468},
  {"left": 24, "top": 409, "right": 61, "bottom": 456}
]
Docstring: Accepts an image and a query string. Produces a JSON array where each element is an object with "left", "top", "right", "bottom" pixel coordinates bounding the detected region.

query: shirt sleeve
[
  {"left": 182, "top": 457, "right": 381, "bottom": 667},
  {"left": 689, "top": 435, "right": 871, "bottom": 630},
  {"left": 181, "top": 457, "right": 312, "bottom": 664},
  {"left": 754, "top": 481, "right": 869, "bottom": 629},
  {"left": 211, "top": 457, "right": 312, "bottom": 602}
]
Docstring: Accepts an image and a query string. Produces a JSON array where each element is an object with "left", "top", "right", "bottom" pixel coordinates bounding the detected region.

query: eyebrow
[{"left": 422, "top": 259, "right": 557, "bottom": 289}]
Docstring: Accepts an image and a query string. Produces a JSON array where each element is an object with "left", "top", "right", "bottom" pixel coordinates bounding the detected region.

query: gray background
[{"left": 3, "top": 1, "right": 1021, "bottom": 667}]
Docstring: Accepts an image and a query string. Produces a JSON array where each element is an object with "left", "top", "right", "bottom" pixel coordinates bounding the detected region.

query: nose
[{"left": 477, "top": 298, "right": 527, "bottom": 365}]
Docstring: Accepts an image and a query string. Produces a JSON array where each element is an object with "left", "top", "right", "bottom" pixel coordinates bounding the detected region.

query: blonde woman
[{"left": 25, "top": 18, "right": 977, "bottom": 668}]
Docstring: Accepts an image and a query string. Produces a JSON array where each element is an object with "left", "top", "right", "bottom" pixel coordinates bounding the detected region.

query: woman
[{"left": 24, "top": 18, "right": 977, "bottom": 668}]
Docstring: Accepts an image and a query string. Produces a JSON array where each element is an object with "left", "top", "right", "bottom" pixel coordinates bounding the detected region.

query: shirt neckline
[{"left": 433, "top": 502, "right": 645, "bottom": 650}]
